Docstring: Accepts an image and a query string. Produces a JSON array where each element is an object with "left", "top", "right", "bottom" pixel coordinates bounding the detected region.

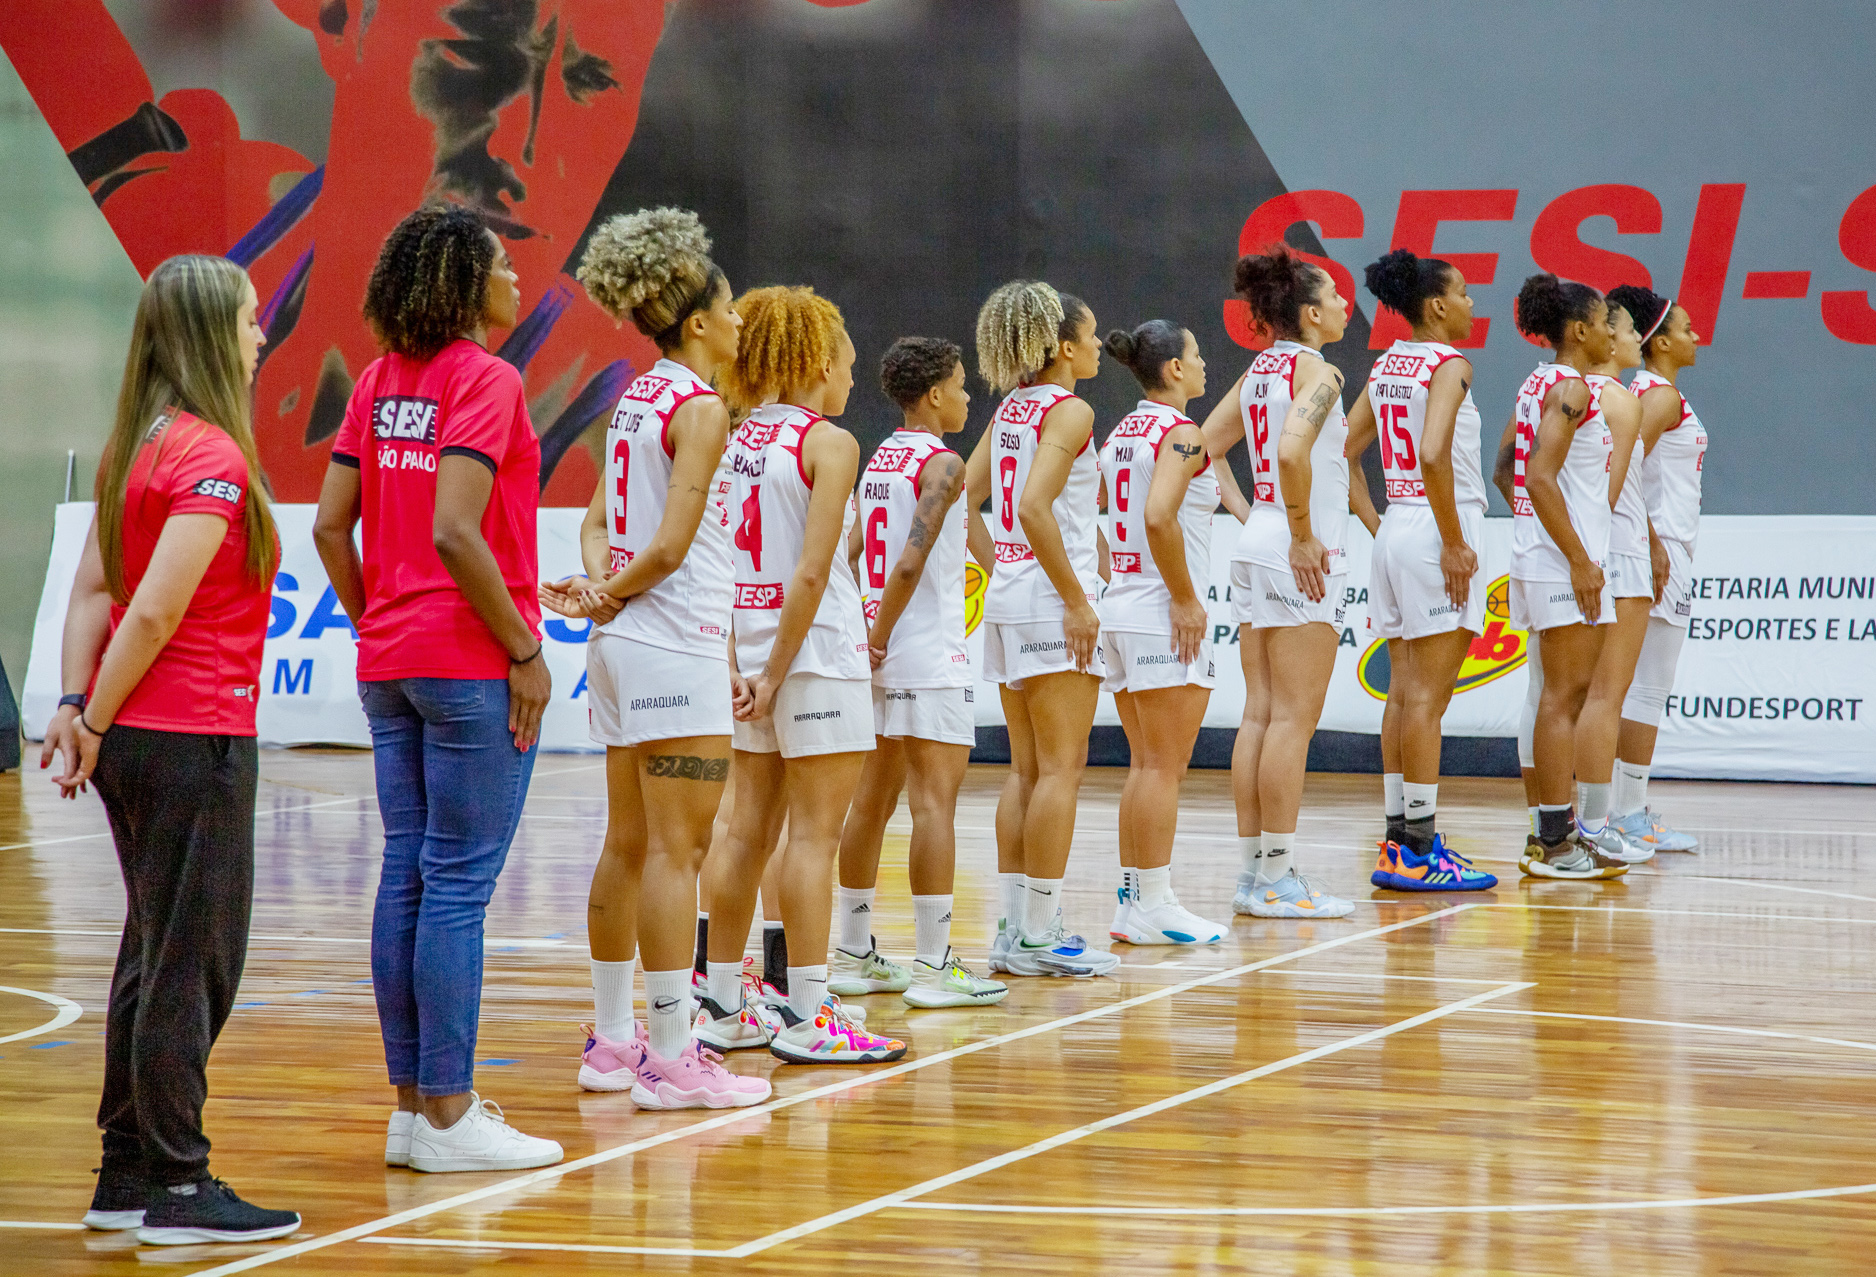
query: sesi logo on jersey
[
  {"left": 868, "top": 446, "right": 915, "bottom": 474},
  {"left": 372, "top": 395, "right": 440, "bottom": 445},
  {"left": 191, "top": 477, "right": 243, "bottom": 503},
  {"left": 999, "top": 397, "right": 1045, "bottom": 428},
  {"left": 623, "top": 374, "right": 671, "bottom": 404}
]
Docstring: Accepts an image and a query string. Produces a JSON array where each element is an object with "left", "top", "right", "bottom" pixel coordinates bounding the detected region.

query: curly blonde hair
[
  {"left": 975, "top": 281, "right": 1091, "bottom": 392},
  {"left": 576, "top": 206, "right": 724, "bottom": 347},
  {"left": 720, "top": 285, "right": 845, "bottom": 414}
]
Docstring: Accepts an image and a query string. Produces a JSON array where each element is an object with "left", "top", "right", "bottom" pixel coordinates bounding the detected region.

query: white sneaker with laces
[
  {"left": 1579, "top": 819, "right": 1654, "bottom": 864},
  {"left": 1002, "top": 914, "right": 1121, "bottom": 977},
  {"left": 903, "top": 949, "right": 1009, "bottom": 1007},
  {"left": 1239, "top": 869, "right": 1355, "bottom": 919},
  {"left": 827, "top": 940, "right": 912, "bottom": 995},
  {"left": 385, "top": 1109, "right": 414, "bottom": 1167},
  {"left": 692, "top": 995, "right": 780, "bottom": 1051},
  {"left": 1115, "top": 896, "right": 1227, "bottom": 945},
  {"left": 407, "top": 1094, "right": 564, "bottom": 1173},
  {"left": 1647, "top": 807, "right": 1699, "bottom": 852}
]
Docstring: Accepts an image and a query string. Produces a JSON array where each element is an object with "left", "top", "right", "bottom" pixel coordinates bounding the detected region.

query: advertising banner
[{"left": 25, "top": 505, "right": 1874, "bottom": 783}]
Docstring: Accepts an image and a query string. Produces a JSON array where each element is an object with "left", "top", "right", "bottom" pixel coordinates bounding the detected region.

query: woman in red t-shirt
[
  {"left": 42, "top": 254, "right": 300, "bottom": 1244},
  {"left": 313, "top": 205, "right": 561, "bottom": 1174}
]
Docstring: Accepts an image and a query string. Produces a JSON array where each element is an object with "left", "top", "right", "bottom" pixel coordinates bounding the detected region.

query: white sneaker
[
  {"left": 903, "top": 949, "right": 1009, "bottom": 1007},
  {"left": 1109, "top": 884, "right": 1134, "bottom": 942},
  {"left": 407, "top": 1094, "right": 564, "bottom": 1173},
  {"left": 1579, "top": 819, "right": 1654, "bottom": 864},
  {"left": 988, "top": 925, "right": 1016, "bottom": 974},
  {"left": 693, "top": 995, "right": 781, "bottom": 1051},
  {"left": 1002, "top": 914, "right": 1121, "bottom": 977},
  {"left": 385, "top": 1109, "right": 414, "bottom": 1166},
  {"left": 1646, "top": 807, "right": 1699, "bottom": 852},
  {"left": 1115, "top": 896, "right": 1227, "bottom": 945},
  {"left": 1231, "top": 870, "right": 1262, "bottom": 916},
  {"left": 827, "top": 940, "right": 912, "bottom": 995},
  {"left": 1237, "top": 869, "right": 1355, "bottom": 919}
]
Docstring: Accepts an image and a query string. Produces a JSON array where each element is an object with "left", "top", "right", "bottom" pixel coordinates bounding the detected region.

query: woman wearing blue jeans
[{"left": 314, "top": 206, "right": 562, "bottom": 1173}]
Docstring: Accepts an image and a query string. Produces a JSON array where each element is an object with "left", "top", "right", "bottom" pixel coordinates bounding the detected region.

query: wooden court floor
[{"left": 1, "top": 751, "right": 1872, "bottom": 1276}]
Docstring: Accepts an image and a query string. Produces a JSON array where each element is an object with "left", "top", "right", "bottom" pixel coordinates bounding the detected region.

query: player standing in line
[
  {"left": 1097, "top": 321, "right": 1229, "bottom": 944},
  {"left": 1606, "top": 284, "right": 1707, "bottom": 852},
  {"left": 701, "top": 285, "right": 906, "bottom": 1063},
  {"left": 833, "top": 338, "right": 1008, "bottom": 1006},
  {"left": 539, "top": 208, "right": 770, "bottom": 1108},
  {"left": 1201, "top": 245, "right": 1356, "bottom": 919},
  {"left": 1571, "top": 299, "right": 1662, "bottom": 864},
  {"left": 966, "top": 281, "right": 1120, "bottom": 978},
  {"left": 1499, "top": 273, "right": 1628, "bottom": 879},
  {"left": 1345, "top": 249, "right": 1499, "bottom": 892}
]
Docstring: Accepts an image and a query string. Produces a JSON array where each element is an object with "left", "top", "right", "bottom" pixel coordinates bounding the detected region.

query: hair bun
[
  {"left": 1364, "top": 248, "right": 1421, "bottom": 315},
  {"left": 1103, "top": 329, "right": 1137, "bottom": 362}
]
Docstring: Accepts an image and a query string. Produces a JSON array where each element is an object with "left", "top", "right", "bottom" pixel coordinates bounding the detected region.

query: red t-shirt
[
  {"left": 332, "top": 339, "right": 542, "bottom": 680},
  {"left": 99, "top": 412, "right": 274, "bottom": 736}
]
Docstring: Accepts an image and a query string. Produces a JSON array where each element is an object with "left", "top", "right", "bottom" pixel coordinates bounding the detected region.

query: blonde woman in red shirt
[{"left": 44, "top": 255, "right": 300, "bottom": 1244}]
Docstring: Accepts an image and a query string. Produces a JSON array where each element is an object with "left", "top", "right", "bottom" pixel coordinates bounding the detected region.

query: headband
[{"left": 1642, "top": 297, "right": 1674, "bottom": 342}]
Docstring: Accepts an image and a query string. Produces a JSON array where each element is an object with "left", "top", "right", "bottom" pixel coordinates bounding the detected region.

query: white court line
[
  {"left": 0, "top": 1220, "right": 86, "bottom": 1230},
  {"left": 709, "top": 983, "right": 1532, "bottom": 1258},
  {"left": 359, "top": 1236, "right": 735, "bottom": 1258},
  {"left": 1676, "top": 877, "right": 1876, "bottom": 905},
  {"left": 1468, "top": 1006, "right": 1876, "bottom": 1055},
  {"left": 180, "top": 903, "right": 1482, "bottom": 1277},
  {"left": 899, "top": 1182, "right": 1876, "bottom": 1218},
  {"left": 0, "top": 986, "right": 83, "bottom": 1046}
]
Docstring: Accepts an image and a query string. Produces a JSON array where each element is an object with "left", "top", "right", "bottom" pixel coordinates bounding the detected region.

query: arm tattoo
[
  {"left": 1300, "top": 382, "right": 1338, "bottom": 427},
  {"left": 1171, "top": 441, "right": 1202, "bottom": 460},
  {"left": 1038, "top": 441, "right": 1076, "bottom": 458},
  {"left": 1558, "top": 400, "right": 1582, "bottom": 422},
  {"left": 645, "top": 754, "right": 729, "bottom": 781}
]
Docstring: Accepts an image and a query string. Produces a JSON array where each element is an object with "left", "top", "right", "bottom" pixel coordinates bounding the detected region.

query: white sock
[
  {"left": 1403, "top": 781, "right": 1437, "bottom": 823},
  {"left": 998, "top": 872, "right": 1025, "bottom": 934},
  {"left": 786, "top": 964, "right": 828, "bottom": 1021},
  {"left": 1258, "top": 832, "right": 1294, "bottom": 882},
  {"left": 590, "top": 957, "right": 636, "bottom": 1043},
  {"left": 1614, "top": 760, "right": 1649, "bottom": 817},
  {"left": 705, "top": 960, "right": 743, "bottom": 1015},
  {"left": 837, "top": 885, "right": 876, "bottom": 955},
  {"left": 912, "top": 894, "right": 953, "bottom": 966},
  {"left": 1383, "top": 773, "right": 1405, "bottom": 818},
  {"left": 1022, "top": 876, "right": 1062, "bottom": 937},
  {"left": 1577, "top": 781, "right": 1611, "bottom": 831},
  {"left": 643, "top": 968, "right": 692, "bottom": 1060},
  {"left": 1138, "top": 865, "right": 1173, "bottom": 907},
  {"left": 1118, "top": 867, "right": 1139, "bottom": 902},
  {"left": 1237, "top": 835, "right": 1262, "bottom": 876}
]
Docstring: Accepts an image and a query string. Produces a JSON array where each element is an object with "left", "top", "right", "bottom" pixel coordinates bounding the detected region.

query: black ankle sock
[
  {"left": 1403, "top": 817, "right": 1435, "bottom": 855},
  {"left": 762, "top": 925, "right": 788, "bottom": 993},
  {"left": 1538, "top": 805, "right": 1574, "bottom": 845},
  {"left": 692, "top": 916, "right": 708, "bottom": 977},
  {"left": 1386, "top": 813, "right": 1407, "bottom": 845}
]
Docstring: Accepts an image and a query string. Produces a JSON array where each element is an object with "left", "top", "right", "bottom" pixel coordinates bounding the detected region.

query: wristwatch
[{"left": 58, "top": 693, "right": 87, "bottom": 710}]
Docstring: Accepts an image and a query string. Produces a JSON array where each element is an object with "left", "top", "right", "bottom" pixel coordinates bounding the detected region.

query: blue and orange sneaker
[
  {"left": 1372, "top": 840, "right": 1401, "bottom": 884},
  {"left": 1372, "top": 834, "right": 1498, "bottom": 892}
]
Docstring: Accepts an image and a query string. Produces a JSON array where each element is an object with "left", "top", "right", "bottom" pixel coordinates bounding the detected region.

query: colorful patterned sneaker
[
  {"left": 1519, "top": 832, "right": 1630, "bottom": 880},
  {"left": 1373, "top": 835, "right": 1498, "bottom": 891},
  {"left": 903, "top": 949, "right": 1009, "bottom": 1007},
  {"left": 578, "top": 1021, "right": 649, "bottom": 1091},
  {"left": 1646, "top": 807, "right": 1699, "bottom": 852},
  {"left": 988, "top": 924, "right": 1017, "bottom": 974},
  {"left": 692, "top": 995, "right": 779, "bottom": 1052},
  {"left": 1579, "top": 819, "right": 1654, "bottom": 864},
  {"left": 1003, "top": 915, "right": 1122, "bottom": 977},
  {"left": 769, "top": 999, "right": 907, "bottom": 1064},
  {"left": 83, "top": 1166, "right": 148, "bottom": 1230},
  {"left": 1241, "top": 869, "right": 1356, "bottom": 918},
  {"left": 136, "top": 1178, "right": 300, "bottom": 1246},
  {"left": 828, "top": 940, "right": 913, "bottom": 995},
  {"left": 630, "top": 1041, "right": 772, "bottom": 1110},
  {"left": 1113, "top": 896, "right": 1227, "bottom": 944},
  {"left": 385, "top": 1109, "right": 414, "bottom": 1167},
  {"left": 1370, "top": 840, "right": 1402, "bottom": 888}
]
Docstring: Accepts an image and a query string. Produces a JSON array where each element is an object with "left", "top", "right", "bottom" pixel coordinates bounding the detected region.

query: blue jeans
[{"left": 360, "top": 678, "right": 537, "bottom": 1095}]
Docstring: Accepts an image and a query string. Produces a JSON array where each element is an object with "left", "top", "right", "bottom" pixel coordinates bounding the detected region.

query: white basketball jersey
[
  {"left": 1098, "top": 400, "right": 1218, "bottom": 633},
  {"left": 1631, "top": 369, "right": 1707, "bottom": 549},
  {"left": 982, "top": 383, "right": 1100, "bottom": 624},
  {"left": 728, "top": 403, "right": 869, "bottom": 681},
  {"left": 1510, "top": 363, "right": 1613, "bottom": 582},
  {"left": 1231, "top": 340, "right": 1350, "bottom": 575},
  {"left": 857, "top": 429, "right": 970, "bottom": 689},
  {"left": 1365, "top": 340, "right": 1486, "bottom": 513},
  {"left": 1588, "top": 373, "right": 1648, "bottom": 559},
  {"left": 598, "top": 357, "right": 732, "bottom": 657}
]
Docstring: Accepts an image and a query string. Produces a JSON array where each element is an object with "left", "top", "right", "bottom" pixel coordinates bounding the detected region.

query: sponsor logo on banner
[{"left": 1357, "top": 574, "right": 1528, "bottom": 699}]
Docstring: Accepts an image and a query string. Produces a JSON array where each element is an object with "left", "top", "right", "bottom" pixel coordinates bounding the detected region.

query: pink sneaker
[
  {"left": 630, "top": 1041, "right": 773, "bottom": 1110},
  {"left": 577, "top": 1022, "right": 648, "bottom": 1092}
]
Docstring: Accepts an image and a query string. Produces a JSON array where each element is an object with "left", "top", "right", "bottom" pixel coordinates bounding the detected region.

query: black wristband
[
  {"left": 59, "top": 693, "right": 87, "bottom": 710},
  {"left": 512, "top": 643, "right": 544, "bottom": 665},
  {"left": 79, "top": 712, "right": 106, "bottom": 736}
]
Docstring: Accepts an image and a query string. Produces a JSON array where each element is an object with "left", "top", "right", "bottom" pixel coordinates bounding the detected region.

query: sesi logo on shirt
[
  {"left": 191, "top": 477, "right": 243, "bottom": 503},
  {"left": 372, "top": 395, "right": 441, "bottom": 445}
]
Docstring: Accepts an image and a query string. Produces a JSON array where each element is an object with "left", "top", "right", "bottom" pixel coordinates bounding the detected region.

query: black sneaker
[
  {"left": 136, "top": 1178, "right": 300, "bottom": 1246},
  {"left": 83, "top": 1165, "right": 148, "bottom": 1231}
]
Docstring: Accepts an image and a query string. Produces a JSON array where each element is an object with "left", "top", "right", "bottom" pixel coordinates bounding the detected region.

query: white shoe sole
[
  {"left": 385, "top": 1141, "right": 410, "bottom": 1167},
  {"left": 1238, "top": 899, "right": 1354, "bottom": 919},
  {"left": 1519, "top": 860, "right": 1629, "bottom": 881},
  {"left": 826, "top": 978, "right": 910, "bottom": 996},
  {"left": 408, "top": 1143, "right": 564, "bottom": 1173},
  {"left": 82, "top": 1210, "right": 144, "bottom": 1231},
  {"left": 137, "top": 1219, "right": 300, "bottom": 1246},
  {"left": 769, "top": 1038, "right": 907, "bottom": 1065},
  {"left": 630, "top": 1080, "right": 770, "bottom": 1110},
  {"left": 903, "top": 984, "right": 1009, "bottom": 1008},
  {"left": 578, "top": 1062, "right": 638, "bottom": 1092}
]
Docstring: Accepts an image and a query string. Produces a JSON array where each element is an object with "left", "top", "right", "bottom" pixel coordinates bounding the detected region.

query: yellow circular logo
[
  {"left": 964, "top": 561, "right": 986, "bottom": 637},
  {"left": 1356, "top": 573, "right": 1528, "bottom": 700}
]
